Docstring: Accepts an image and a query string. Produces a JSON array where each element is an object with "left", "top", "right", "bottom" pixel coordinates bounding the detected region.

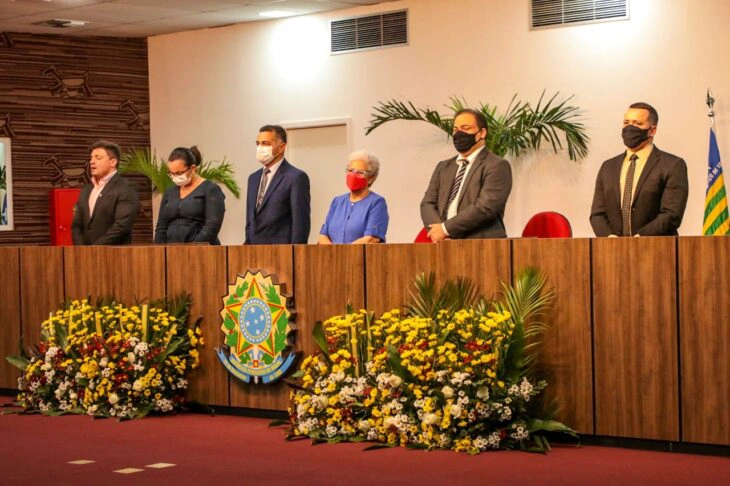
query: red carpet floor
[{"left": 1, "top": 399, "right": 729, "bottom": 485}]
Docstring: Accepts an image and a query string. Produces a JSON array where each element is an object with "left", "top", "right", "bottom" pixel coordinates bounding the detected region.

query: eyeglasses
[
  {"left": 345, "top": 168, "right": 371, "bottom": 177},
  {"left": 168, "top": 167, "right": 192, "bottom": 177}
]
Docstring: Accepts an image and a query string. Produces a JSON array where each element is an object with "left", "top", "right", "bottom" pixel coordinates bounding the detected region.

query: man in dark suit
[
  {"left": 245, "top": 125, "right": 310, "bottom": 244},
  {"left": 71, "top": 141, "right": 139, "bottom": 245},
  {"left": 421, "top": 108, "right": 512, "bottom": 240},
  {"left": 590, "top": 102, "right": 688, "bottom": 237}
]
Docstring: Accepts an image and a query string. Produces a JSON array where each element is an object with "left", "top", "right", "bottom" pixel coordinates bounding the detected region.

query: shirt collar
[
  {"left": 92, "top": 170, "right": 117, "bottom": 188},
  {"left": 456, "top": 145, "right": 485, "bottom": 165},
  {"left": 626, "top": 143, "right": 654, "bottom": 161}
]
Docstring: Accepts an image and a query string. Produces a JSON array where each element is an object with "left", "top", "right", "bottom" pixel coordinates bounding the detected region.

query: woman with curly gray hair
[{"left": 319, "top": 150, "right": 389, "bottom": 244}]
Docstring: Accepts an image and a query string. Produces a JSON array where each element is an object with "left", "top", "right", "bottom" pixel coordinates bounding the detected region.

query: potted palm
[
  {"left": 118, "top": 148, "right": 241, "bottom": 197},
  {"left": 366, "top": 92, "right": 589, "bottom": 161}
]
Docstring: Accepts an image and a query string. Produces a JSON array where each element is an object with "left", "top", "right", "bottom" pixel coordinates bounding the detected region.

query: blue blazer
[{"left": 245, "top": 159, "right": 311, "bottom": 244}]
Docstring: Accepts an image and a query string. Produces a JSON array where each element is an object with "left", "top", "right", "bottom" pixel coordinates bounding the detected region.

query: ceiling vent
[
  {"left": 531, "top": 0, "right": 628, "bottom": 29},
  {"left": 331, "top": 9, "right": 407, "bottom": 54},
  {"left": 33, "top": 19, "right": 89, "bottom": 29}
]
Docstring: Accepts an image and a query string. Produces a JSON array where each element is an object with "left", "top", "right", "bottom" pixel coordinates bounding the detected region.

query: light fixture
[{"left": 258, "top": 10, "right": 296, "bottom": 19}]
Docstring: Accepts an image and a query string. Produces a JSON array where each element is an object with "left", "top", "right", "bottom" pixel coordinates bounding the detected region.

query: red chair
[
  {"left": 521, "top": 212, "right": 572, "bottom": 238},
  {"left": 414, "top": 227, "right": 432, "bottom": 243}
]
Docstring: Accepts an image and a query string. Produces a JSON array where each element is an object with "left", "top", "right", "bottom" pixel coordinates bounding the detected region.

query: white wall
[{"left": 148, "top": 0, "right": 730, "bottom": 244}]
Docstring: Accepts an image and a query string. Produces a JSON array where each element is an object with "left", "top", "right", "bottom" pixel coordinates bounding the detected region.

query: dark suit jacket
[
  {"left": 420, "top": 148, "right": 512, "bottom": 239},
  {"left": 71, "top": 173, "right": 140, "bottom": 245},
  {"left": 245, "top": 159, "right": 310, "bottom": 244},
  {"left": 590, "top": 146, "right": 688, "bottom": 236}
]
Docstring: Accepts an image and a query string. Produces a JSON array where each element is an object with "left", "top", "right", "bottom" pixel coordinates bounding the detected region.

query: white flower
[
  {"left": 358, "top": 420, "right": 371, "bottom": 432},
  {"left": 132, "top": 379, "right": 143, "bottom": 391},
  {"left": 476, "top": 386, "right": 489, "bottom": 400},
  {"left": 423, "top": 413, "right": 439, "bottom": 425},
  {"left": 326, "top": 425, "right": 338, "bottom": 438},
  {"left": 127, "top": 352, "right": 136, "bottom": 363},
  {"left": 69, "top": 392, "right": 77, "bottom": 400},
  {"left": 99, "top": 357, "right": 109, "bottom": 367},
  {"left": 441, "top": 385, "right": 454, "bottom": 398},
  {"left": 108, "top": 392, "right": 119, "bottom": 405},
  {"left": 450, "top": 404, "right": 463, "bottom": 417},
  {"left": 332, "top": 370, "right": 345, "bottom": 382},
  {"left": 388, "top": 375, "right": 402, "bottom": 388},
  {"left": 314, "top": 395, "right": 329, "bottom": 410}
]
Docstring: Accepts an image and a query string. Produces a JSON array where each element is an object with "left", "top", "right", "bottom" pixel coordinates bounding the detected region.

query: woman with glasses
[
  {"left": 319, "top": 150, "right": 389, "bottom": 244},
  {"left": 154, "top": 146, "right": 225, "bottom": 244}
]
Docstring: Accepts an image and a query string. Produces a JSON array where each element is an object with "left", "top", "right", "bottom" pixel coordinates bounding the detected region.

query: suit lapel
[
  {"left": 256, "top": 159, "right": 288, "bottom": 213},
  {"left": 456, "top": 149, "right": 488, "bottom": 207},
  {"left": 89, "top": 173, "right": 118, "bottom": 223},
  {"left": 609, "top": 152, "right": 625, "bottom": 206},
  {"left": 632, "top": 146, "right": 660, "bottom": 203},
  {"left": 438, "top": 156, "right": 458, "bottom": 212}
]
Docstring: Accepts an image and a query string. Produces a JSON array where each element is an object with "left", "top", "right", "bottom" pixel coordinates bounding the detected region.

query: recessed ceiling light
[{"left": 258, "top": 10, "right": 296, "bottom": 19}]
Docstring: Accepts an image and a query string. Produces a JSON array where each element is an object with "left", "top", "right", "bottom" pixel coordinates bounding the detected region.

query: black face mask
[
  {"left": 622, "top": 125, "right": 651, "bottom": 149},
  {"left": 453, "top": 130, "right": 480, "bottom": 153}
]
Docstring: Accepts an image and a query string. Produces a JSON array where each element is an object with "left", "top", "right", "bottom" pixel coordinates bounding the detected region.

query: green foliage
[
  {"left": 0, "top": 164, "right": 6, "bottom": 191},
  {"left": 496, "top": 267, "right": 554, "bottom": 382},
  {"left": 405, "top": 272, "right": 481, "bottom": 320},
  {"left": 366, "top": 91, "right": 590, "bottom": 161},
  {"left": 118, "top": 147, "right": 241, "bottom": 198}
]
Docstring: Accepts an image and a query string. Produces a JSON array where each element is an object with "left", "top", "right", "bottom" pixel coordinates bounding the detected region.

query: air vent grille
[
  {"left": 531, "top": 0, "right": 628, "bottom": 29},
  {"left": 331, "top": 10, "right": 407, "bottom": 54}
]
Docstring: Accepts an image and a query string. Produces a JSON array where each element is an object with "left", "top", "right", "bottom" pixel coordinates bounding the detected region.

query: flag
[{"left": 703, "top": 128, "right": 730, "bottom": 235}]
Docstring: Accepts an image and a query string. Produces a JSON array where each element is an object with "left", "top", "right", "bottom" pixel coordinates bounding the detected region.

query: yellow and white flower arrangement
[
  {"left": 7, "top": 296, "right": 203, "bottom": 419},
  {"left": 287, "top": 269, "right": 577, "bottom": 453}
]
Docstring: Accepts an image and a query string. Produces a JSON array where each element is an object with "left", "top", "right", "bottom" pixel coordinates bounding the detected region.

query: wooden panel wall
[
  {"left": 166, "top": 246, "right": 228, "bottom": 406},
  {"left": 227, "top": 245, "right": 294, "bottom": 411},
  {"left": 0, "top": 32, "right": 152, "bottom": 245},
  {"left": 19, "top": 246, "right": 64, "bottom": 348},
  {"left": 592, "top": 237, "right": 679, "bottom": 440},
  {"left": 512, "top": 238, "right": 593, "bottom": 434},
  {"left": 365, "top": 240, "right": 510, "bottom": 314},
  {"left": 679, "top": 237, "right": 730, "bottom": 445},
  {"left": 294, "top": 245, "right": 365, "bottom": 356},
  {"left": 0, "top": 247, "right": 20, "bottom": 388}
]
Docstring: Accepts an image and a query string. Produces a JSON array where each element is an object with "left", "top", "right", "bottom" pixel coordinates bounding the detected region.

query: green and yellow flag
[{"left": 703, "top": 128, "right": 730, "bottom": 235}]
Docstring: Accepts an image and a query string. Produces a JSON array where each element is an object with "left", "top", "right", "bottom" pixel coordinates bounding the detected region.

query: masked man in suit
[
  {"left": 245, "top": 125, "right": 311, "bottom": 244},
  {"left": 420, "top": 108, "right": 512, "bottom": 240},
  {"left": 590, "top": 102, "right": 688, "bottom": 237},
  {"left": 71, "top": 141, "right": 139, "bottom": 245}
]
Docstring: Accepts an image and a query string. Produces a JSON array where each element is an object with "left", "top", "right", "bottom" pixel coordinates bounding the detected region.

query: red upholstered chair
[
  {"left": 521, "top": 212, "right": 572, "bottom": 238},
  {"left": 414, "top": 227, "right": 432, "bottom": 243}
]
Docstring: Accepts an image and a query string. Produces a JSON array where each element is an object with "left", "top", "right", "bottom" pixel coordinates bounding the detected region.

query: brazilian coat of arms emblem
[{"left": 217, "top": 270, "right": 297, "bottom": 384}]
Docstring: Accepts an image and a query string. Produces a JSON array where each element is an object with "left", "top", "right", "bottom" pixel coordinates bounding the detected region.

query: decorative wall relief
[
  {"left": 43, "top": 65, "right": 94, "bottom": 99},
  {"left": 0, "top": 32, "right": 14, "bottom": 48},
  {"left": 0, "top": 33, "right": 151, "bottom": 245},
  {"left": 0, "top": 114, "right": 14, "bottom": 138},
  {"left": 119, "top": 99, "right": 149, "bottom": 129},
  {"left": 43, "top": 155, "right": 90, "bottom": 188}
]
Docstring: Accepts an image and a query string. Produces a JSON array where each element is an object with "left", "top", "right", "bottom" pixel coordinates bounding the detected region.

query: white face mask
[
  {"left": 171, "top": 172, "right": 191, "bottom": 187},
  {"left": 256, "top": 145, "right": 275, "bottom": 165}
]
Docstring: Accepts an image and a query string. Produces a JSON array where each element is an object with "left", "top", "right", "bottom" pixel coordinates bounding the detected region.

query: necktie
[
  {"left": 621, "top": 154, "right": 638, "bottom": 236},
  {"left": 256, "top": 168, "right": 271, "bottom": 211},
  {"left": 443, "top": 159, "right": 469, "bottom": 219}
]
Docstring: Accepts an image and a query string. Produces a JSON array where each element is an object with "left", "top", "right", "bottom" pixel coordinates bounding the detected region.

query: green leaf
[
  {"left": 269, "top": 419, "right": 290, "bottom": 427},
  {"left": 311, "top": 321, "right": 332, "bottom": 364},
  {"left": 386, "top": 344, "right": 412, "bottom": 382},
  {"left": 6, "top": 355, "right": 30, "bottom": 370},
  {"left": 365, "top": 93, "right": 590, "bottom": 161}
]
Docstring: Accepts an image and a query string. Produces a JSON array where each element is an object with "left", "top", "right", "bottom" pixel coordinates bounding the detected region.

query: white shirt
[{"left": 442, "top": 146, "right": 484, "bottom": 235}]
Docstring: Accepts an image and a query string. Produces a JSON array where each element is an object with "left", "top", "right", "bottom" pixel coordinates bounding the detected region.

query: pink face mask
[{"left": 346, "top": 171, "right": 368, "bottom": 191}]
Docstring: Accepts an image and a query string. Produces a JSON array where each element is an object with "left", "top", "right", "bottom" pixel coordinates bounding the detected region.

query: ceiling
[{"left": 0, "top": 0, "right": 398, "bottom": 37}]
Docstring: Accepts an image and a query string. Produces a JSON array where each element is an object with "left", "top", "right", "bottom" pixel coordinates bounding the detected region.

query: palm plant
[
  {"left": 118, "top": 147, "right": 241, "bottom": 198},
  {"left": 0, "top": 165, "right": 6, "bottom": 191},
  {"left": 366, "top": 92, "right": 590, "bottom": 161}
]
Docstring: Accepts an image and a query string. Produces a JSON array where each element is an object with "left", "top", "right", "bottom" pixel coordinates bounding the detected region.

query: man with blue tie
[{"left": 245, "top": 125, "right": 311, "bottom": 244}]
